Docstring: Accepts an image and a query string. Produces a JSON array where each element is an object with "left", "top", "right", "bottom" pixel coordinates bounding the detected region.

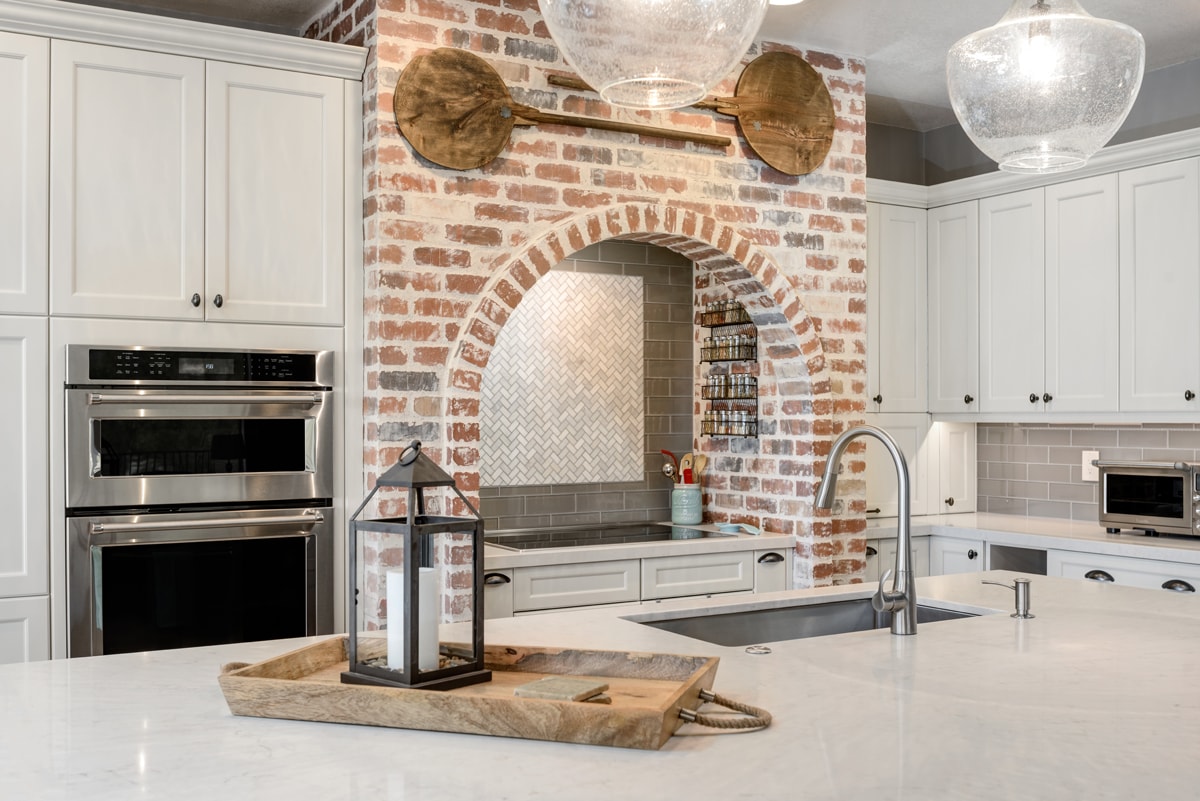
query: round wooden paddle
[
  {"left": 393, "top": 48, "right": 732, "bottom": 171},
  {"left": 548, "top": 51, "right": 835, "bottom": 175}
]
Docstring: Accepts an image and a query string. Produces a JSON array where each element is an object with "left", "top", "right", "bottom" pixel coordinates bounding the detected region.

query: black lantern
[{"left": 341, "top": 440, "right": 491, "bottom": 690}]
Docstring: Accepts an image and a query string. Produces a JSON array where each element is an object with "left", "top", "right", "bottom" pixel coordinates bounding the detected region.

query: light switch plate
[{"left": 1082, "top": 450, "right": 1100, "bottom": 482}]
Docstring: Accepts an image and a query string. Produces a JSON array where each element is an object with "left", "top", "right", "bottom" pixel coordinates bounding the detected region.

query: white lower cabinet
[
  {"left": 512, "top": 560, "right": 640, "bottom": 613},
  {"left": 641, "top": 552, "right": 754, "bottom": 601},
  {"left": 864, "top": 537, "right": 929, "bottom": 583},
  {"left": 930, "top": 536, "right": 985, "bottom": 574},
  {"left": 1047, "top": 549, "right": 1200, "bottom": 593},
  {"left": 0, "top": 596, "right": 49, "bottom": 664},
  {"left": 482, "top": 569, "right": 514, "bottom": 619},
  {"left": 754, "top": 549, "right": 790, "bottom": 593},
  {"left": 864, "top": 415, "right": 976, "bottom": 519}
]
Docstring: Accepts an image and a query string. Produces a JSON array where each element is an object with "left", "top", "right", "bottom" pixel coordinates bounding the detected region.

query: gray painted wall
[{"left": 867, "top": 59, "right": 1200, "bottom": 185}]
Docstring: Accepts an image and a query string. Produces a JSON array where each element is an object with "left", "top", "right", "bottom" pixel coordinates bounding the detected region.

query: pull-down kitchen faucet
[{"left": 815, "top": 425, "right": 918, "bottom": 635}]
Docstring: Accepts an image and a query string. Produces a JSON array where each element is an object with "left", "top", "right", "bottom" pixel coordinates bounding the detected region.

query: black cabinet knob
[
  {"left": 967, "top": 549, "right": 978, "bottom": 560},
  {"left": 872, "top": 394, "right": 883, "bottom": 404},
  {"left": 1029, "top": 393, "right": 1039, "bottom": 404},
  {"left": 1042, "top": 392, "right": 1053, "bottom": 403},
  {"left": 212, "top": 294, "right": 224, "bottom": 308},
  {"left": 945, "top": 497, "right": 955, "bottom": 507},
  {"left": 963, "top": 394, "right": 974, "bottom": 405},
  {"left": 1186, "top": 390, "right": 1196, "bottom": 401},
  {"left": 190, "top": 293, "right": 201, "bottom": 307}
]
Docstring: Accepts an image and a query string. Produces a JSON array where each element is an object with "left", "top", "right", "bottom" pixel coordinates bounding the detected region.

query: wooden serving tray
[{"left": 219, "top": 636, "right": 720, "bottom": 750}]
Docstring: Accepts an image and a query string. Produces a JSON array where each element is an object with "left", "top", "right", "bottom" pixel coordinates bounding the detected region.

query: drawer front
[
  {"left": 642, "top": 552, "right": 754, "bottom": 601},
  {"left": 1048, "top": 549, "right": 1200, "bottom": 592},
  {"left": 512, "top": 560, "right": 640, "bottom": 612}
]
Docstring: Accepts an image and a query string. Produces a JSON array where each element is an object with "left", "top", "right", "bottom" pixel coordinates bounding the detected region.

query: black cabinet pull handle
[
  {"left": 1029, "top": 393, "right": 1039, "bottom": 404},
  {"left": 1042, "top": 392, "right": 1053, "bottom": 403},
  {"left": 190, "top": 293, "right": 201, "bottom": 307},
  {"left": 872, "top": 394, "right": 883, "bottom": 404},
  {"left": 1162, "top": 579, "right": 1195, "bottom": 593},
  {"left": 1186, "top": 390, "right": 1196, "bottom": 401},
  {"left": 967, "top": 549, "right": 978, "bottom": 560},
  {"left": 757, "top": 552, "right": 784, "bottom": 564},
  {"left": 963, "top": 394, "right": 974, "bottom": 404},
  {"left": 1084, "top": 569, "right": 1115, "bottom": 582},
  {"left": 866, "top": 507, "right": 881, "bottom": 515},
  {"left": 865, "top": 546, "right": 878, "bottom": 557},
  {"left": 483, "top": 572, "right": 512, "bottom": 586}
]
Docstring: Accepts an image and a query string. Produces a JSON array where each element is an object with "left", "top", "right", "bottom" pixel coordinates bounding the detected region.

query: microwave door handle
[
  {"left": 89, "top": 510, "right": 325, "bottom": 536},
  {"left": 86, "top": 392, "right": 323, "bottom": 406}
]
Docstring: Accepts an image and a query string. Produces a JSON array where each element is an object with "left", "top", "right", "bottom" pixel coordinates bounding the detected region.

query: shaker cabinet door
[
  {"left": 927, "top": 201, "right": 979, "bottom": 414},
  {"left": 49, "top": 41, "right": 205, "bottom": 320},
  {"left": 0, "top": 32, "right": 49, "bottom": 315},
  {"left": 205, "top": 62, "right": 345, "bottom": 326},
  {"left": 1118, "top": 158, "right": 1200, "bottom": 412},
  {"left": 867, "top": 203, "right": 927, "bottom": 412}
]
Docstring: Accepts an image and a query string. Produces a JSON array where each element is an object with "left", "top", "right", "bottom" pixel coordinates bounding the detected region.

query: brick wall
[{"left": 308, "top": 1, "right": 870, "bottom": 591}]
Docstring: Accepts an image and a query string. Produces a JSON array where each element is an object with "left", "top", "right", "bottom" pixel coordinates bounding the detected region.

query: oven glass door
[
  {"left": 68, "top": 506, "right": 333, "bottom": 656},
  {"left": 66, "top": 388, "right": 333, "bottom": 509},
  {"left": 1105, "top": 472, "right": 1185, "bottom": 521}
]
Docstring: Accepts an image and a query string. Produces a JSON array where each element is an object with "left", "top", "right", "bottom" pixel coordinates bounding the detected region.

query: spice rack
[{"left": 699, "top": 300, "right": 758, "bottom": 438}]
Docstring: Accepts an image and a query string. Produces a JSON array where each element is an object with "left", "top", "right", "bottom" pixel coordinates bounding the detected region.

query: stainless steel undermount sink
[{"left": 636, "top": 598, "right": 980, "bottom": 647}]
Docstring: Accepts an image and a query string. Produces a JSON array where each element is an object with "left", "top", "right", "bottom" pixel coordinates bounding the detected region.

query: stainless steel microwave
[{"left": 1097, "top": 460, "right": 1200, "bottom": 536}]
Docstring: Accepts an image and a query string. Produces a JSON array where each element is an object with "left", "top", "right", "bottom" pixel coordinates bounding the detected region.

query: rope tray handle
[{"left": 678, "top": 689, "right": 772, "bottom": 731}]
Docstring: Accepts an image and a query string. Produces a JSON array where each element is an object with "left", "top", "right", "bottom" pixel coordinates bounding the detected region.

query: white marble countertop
[
  {"left": 868, "top": 512, "right": 1200, "bottom": 564},
  {"left": 3, "top": 571, "right": 1199, "bottom": 800}
]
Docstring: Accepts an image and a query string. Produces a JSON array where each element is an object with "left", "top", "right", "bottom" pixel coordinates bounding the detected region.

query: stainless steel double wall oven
[{"left": 65, "top": 346, "right": 336, "bottom": 657}]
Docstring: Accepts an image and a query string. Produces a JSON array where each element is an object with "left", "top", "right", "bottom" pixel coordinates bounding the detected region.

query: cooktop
[{"left": 483, "top": 523, "right": 735, "bottom": 551}]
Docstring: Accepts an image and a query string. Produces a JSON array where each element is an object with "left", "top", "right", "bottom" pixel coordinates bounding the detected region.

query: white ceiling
[{"left": 61, "top": 0, "right": 1200, "bottom": 131}]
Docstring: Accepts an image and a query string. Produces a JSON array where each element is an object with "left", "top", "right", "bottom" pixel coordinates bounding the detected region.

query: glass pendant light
[
  {"left": 946, "top": 0, "right": 1144, "bottom": 174},
  {"left": 537, "top": 0, "right": 770, "bottom": 110}
]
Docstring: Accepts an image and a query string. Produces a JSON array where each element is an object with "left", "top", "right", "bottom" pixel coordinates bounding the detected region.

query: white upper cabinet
[
  {"left": 205, "top": 62, "right": 345, "bottom": 326},
  {"left": 927, "top": 201, "right": 979, "bottom": 414},
  {"left": 0, "top": 32, "right": 48, "bottom": 315},
  {"left": 979, "top": 188, "right": 1046, "bottom": 413},
  {"left": 936, "top": 421, "right": 976, "bottom": 514},
  {"left": 49, "top": 43, "right": 347, "bottom": 326},
  {"left": 1044, "top": 174, "right": 1120, "bottom": 412},
  {"left": 1118, "top": 158, "right": 1200, "bottom": 412},
  {"left": 49, "top": 40, "right": 206, "bottom": 321},
  {"left": 863, "top": 412, "right": 935, "bottom": 518},
  {"left": 867, "top": 203, "right": 927, "bottom": 412}
]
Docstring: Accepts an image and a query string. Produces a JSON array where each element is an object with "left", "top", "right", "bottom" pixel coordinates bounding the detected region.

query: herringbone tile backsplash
[
  {"left": 478, "top": 242, "right": 695, "bottom": 532},
  {"left": 480, "top": 270, "right": 645, "bottom": 486}
]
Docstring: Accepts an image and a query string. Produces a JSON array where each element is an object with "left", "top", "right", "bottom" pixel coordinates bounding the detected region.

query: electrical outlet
[{"left": 1082, "top": 450, "right": 1100, "bottom": 482}]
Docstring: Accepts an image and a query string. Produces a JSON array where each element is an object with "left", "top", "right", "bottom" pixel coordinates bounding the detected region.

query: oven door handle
[
  {"left": 86, "top": 392, "right": 324, "bottom": 406},
  {"left": 89, "top": 509, "right": 325, "bottom": 535}
]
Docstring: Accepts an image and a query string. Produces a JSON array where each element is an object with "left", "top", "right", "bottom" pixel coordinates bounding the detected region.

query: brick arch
[{"left": 444, "top": 202, "right": 839, "bottom": 588}]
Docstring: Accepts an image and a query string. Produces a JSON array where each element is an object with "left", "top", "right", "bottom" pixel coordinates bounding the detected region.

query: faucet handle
[{"left": 872, "top": 568, "right": 905, "bottom": 613}]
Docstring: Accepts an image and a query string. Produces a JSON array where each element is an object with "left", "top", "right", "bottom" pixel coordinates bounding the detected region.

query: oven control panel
[{"left": 67, "top": 346, "right": 332, "bottom": 386}]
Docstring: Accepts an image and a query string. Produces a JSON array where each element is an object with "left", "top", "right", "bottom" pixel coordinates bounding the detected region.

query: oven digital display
[{"left": 177, "top": 357, "right": 235, "bottom": 377}]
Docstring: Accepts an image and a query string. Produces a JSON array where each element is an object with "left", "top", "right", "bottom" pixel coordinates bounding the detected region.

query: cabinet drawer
[
  {"left": 1048, "top": 549, "right": 1200, "bottom": 592},
  {"left": 512, "top": 560, "right": 640, "bottom": 612},
  {"left": 641, "top": 552, "right": 754, "bottom": 601}
]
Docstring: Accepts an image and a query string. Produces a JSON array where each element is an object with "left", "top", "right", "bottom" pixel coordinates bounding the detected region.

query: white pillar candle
[{"left": 386, "top": 566, "right": 440, "bottom": 671}]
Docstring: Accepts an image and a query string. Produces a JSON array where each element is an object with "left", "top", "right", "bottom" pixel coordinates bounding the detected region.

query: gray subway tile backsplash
[{"left": 977, "top": 423, "right": 1200, "bottom": 522}]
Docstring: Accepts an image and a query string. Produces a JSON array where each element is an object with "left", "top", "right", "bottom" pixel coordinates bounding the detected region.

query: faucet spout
[{"left": 815, "top": 425, "right": 917, "bottom": 635}]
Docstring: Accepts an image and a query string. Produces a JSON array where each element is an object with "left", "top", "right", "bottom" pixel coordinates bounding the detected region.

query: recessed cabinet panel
[
  {"left": 206, "top": 62, "right": 345, "bottom": 326},
  {"left": 1044, "top": 175, "right": 1120, "bottom": 412},
  {"left": 1118, "top": 158, "right": 1200, "bottom": 412},
  {"left": 512, "top": 560, "right": 640, "bottom": 612},
  {"left": 0, "top": 317, "right": 48, "bottom": 599},
  {"left": 49, "top": 41, "right": 205, "bottom": 320},
  {"left": 927, "top": 202, "right": 979, "bottom": 414},
  {"left": 0, "top": 32, "right": 48, "bottom": 315},
  {"left": 979, "top": 189, "right": 1045, "bottom": 413},
  {"left": 0, "top": 596, "right": 50, "bottom": 664},
  {"left": 936, "top": 422, "right": 976, "bottom": 514},
  {"left": 867, "top": 203, "right": 927, "bottom": 412},
  {"left": 641, "top": 552, "right": 754, "bottom": 600}
]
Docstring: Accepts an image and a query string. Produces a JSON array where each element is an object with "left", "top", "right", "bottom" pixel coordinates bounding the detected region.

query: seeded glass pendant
[
  {"left": 946, "top": 0, "right": 1144, "bottom": 174},
  {"left": 537, "top": 0, "right": 770, "bottom": 110}
]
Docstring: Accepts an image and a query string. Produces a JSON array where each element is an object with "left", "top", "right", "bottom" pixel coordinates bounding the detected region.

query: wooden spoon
[
  {"left": 393, "top": 48, "right": 732, "bottom": 171},
  {"left": 548, "top": 51, "right": 835, "bottom": 175}
]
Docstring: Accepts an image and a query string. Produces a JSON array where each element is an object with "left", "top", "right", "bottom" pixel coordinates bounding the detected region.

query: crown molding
[
  {"left": 0, "top": 0, "right": 366, "bottom": 80},
  {"left": 869, "top": 127, "right": 1200, "bottom": 208}
]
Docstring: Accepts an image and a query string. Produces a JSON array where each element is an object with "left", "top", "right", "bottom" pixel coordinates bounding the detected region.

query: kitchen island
[{"left": 3, "top": 571, "right": 1198, "bottom": 800}]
